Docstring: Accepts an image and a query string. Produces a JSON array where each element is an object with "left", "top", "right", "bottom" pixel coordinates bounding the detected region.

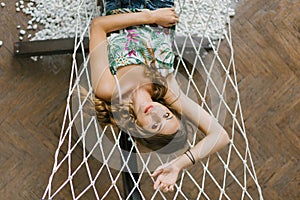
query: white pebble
[
  {"left": 228, "top": 8, "right": 235, "bottom": 17},
  {"left": 20, "top": 29, "right": 26, "bottom": 35},
  {"left": 19, "top": 1, "right": 24, "bottom": 5},
  {"left": 17, "top": 25, "right": 21, "bottom": 29},
  {"left": 27, "top": 34, "right": 32, "bottom": 39},
  {"left": 19, "top": 36, "right": 24, "bottom": 41},
  {"left": 16, "top": 7, "right": 21, "bottom": 12},
  {"left": 32, "top": 24, "right": 38, "bottom": 30},
  {"left": 27, "top": 25, "right": 32, "bottom": 30},
  {"left": 0, "top": 40, "right": 3, "bottom": 47},
  {"left": 22, "top": 8, "right": 29, "bottom": 14},
  {"left": 20, "top": 5, "right": 24, "bottom": 9},
  {"left": 1, "top": 2, "right": 5, "bottom": 7},
  {"left": 30, "top": 56, "right": 38, "bottom": 62},
  {"left": 16, "top": 2, "right": 19, "bottom": 7}
]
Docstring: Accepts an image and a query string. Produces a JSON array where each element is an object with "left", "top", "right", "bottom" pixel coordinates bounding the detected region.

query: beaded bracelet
[{"left": 184, "top": 149, "right": 195, "bottom": 165}]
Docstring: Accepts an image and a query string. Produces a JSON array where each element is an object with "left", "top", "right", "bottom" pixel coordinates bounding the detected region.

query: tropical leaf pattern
[{"left": 107, "top": 9, "right": 175, "bottom": 77}]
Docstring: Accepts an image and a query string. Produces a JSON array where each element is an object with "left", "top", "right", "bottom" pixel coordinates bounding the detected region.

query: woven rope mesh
[{"left": 42, "top": 0, "right": 264, "bottom": 199}]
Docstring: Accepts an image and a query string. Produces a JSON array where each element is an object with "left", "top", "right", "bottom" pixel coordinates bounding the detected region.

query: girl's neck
[{"left": 114, "top": 65, "right": 153, "bottom": 103}]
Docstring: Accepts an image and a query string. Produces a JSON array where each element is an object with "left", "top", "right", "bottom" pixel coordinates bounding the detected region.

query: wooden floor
[{"left": 0, "top": 0, "right": 299, "bottom": 199}]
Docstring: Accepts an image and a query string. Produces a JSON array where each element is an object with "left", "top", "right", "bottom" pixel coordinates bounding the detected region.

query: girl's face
[{"left": 135, "top": 102, "right": 180, "bottom": 135}]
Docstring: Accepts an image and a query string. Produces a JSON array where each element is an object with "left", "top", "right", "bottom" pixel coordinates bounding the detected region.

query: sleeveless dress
[{"left": 105, "top": 0, "right": 176, "bottom": 77}]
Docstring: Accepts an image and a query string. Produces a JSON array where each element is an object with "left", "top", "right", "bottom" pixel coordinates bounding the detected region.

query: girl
[{"left": 89, "top": 2, "right": 230, "bottom": 193}]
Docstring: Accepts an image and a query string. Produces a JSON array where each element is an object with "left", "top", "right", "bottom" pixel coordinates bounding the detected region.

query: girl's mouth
[{"left": 144, "top": 105, "right": 153, "bottom": 113}]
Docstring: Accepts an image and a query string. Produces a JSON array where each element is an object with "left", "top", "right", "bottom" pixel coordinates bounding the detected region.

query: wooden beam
[
  {"left": 174, "top": 35, "right": 212, "bottom": 51},
  {"left": 14, "top": 37, "right": 89, "bottom": 56},
  {"left": 13, "top": 36, "right": 211, "bottom": 57},
  {"left": 119, "top": 131, "right": 142, "bottom": 200}
]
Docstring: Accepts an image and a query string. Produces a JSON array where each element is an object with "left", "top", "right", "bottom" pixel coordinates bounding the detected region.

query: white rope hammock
[{"left": 42, "top": 0, "right": 264, "bottom": 199}]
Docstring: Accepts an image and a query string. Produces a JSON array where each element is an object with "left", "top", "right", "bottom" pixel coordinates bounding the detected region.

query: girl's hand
[
  {"left": 151, "top": 159, "right": 181, "bottom": 193},
  {"left": 151, "top": 7, "right": 179, "bottom": 27}
]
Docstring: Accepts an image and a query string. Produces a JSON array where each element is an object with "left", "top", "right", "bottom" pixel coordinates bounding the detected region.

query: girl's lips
[{"left": 144, "top": 105, "right": 153, "bottom": 113}]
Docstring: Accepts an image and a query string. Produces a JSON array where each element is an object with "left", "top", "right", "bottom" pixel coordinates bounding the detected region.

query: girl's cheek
[{"left": 139, "top": 116, "right": 152, "bottom": 128}]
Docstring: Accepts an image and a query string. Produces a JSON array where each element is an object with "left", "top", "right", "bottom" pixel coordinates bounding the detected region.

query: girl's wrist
[
  {"left": 147, "top": 10, "right": 157, "bottom": 24},
  {"left": 173, "top": 154, "right": 192, "bottom": 171}
]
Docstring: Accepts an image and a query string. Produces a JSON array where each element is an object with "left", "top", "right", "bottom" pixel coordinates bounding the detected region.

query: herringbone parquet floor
[
  {"left": 0, "top": 0, "right": 299, "bottom": 199},
  {"left": 232, "top": 0, "right": 300, "bottom": 199}
]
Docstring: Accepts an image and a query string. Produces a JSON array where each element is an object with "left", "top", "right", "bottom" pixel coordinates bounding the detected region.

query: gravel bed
[{"left": 16, "top": 0, "right": 238, "bottom": 41}]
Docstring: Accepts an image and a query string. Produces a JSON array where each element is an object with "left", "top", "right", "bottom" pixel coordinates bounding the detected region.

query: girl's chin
[{"left": 139, "top": 102, "right": 151, "bottom": 112}]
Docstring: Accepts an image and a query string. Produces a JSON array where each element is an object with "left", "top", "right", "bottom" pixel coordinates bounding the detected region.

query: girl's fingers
[
  {"left": 160, "top": 183, "right": 168, "bottom": 193},
  {"left": 168, "top": 22, "right": 177, "bottom": 27},
  {"left": 153, "top": 179, "right": 161, "bottom": 190},
  {"left": 160, "top": 184, "right": 174, "bottom": 193},
  {"left": 168, "top": 185, "right": 174, "bottom": 192}
]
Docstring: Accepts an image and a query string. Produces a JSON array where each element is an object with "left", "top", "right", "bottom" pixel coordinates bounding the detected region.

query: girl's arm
[
  {"left": 151, "top": 75, "right": 230, "bottom": 192},
  {"left": 166, "top": 75, "right": 230, "bottom": 144},
  {"left": 89, "top": 7, "right": 178, "bottom": 51},
  {"left": 89, "top": 8, "right": 178, "bottom": 97}
]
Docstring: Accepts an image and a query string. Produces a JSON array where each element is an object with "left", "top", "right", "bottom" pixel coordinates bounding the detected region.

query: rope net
[{"left": 42, "top": 0, "right": 264, "bottom": 199}]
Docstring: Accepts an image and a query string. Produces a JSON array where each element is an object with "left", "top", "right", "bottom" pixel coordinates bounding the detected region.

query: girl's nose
[
  {"left": 151, "top": 112, "right": 161, "bottom": 122},
  {"left": 150, "top": 107, "right": 164, "bottom": 122}
]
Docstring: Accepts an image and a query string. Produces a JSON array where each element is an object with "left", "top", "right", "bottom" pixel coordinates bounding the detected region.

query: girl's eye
[
  {"left": 152, "top": 123, "right": 159, "bottom": 129},
  {"left": 163, "top": 113, "right": 170, "bottom": 118}
]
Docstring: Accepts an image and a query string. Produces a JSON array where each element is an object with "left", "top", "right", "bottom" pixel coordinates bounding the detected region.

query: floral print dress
[{"left": 105, "top": 1, "right": 175, "bottom": 77}]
